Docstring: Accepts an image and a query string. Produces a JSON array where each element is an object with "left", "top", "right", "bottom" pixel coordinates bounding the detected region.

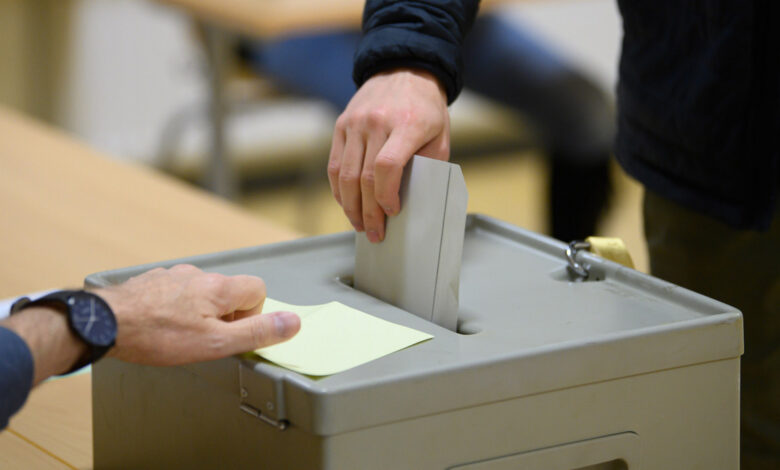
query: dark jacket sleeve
[
  {"left": 354, "top": 0, "right": 481, "bottom": 104},
  {"left": 0, "top": 326, "right": 34, "bottom": 430}
]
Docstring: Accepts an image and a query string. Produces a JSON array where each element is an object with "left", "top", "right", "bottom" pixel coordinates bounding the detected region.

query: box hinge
[{"left": 238, "top": 361, "right": 288, "bottom": 430}]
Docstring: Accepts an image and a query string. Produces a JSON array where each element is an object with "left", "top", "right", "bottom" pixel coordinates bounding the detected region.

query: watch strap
[{"left": 9, "top": 290, "right": 116, "bottom": 374}]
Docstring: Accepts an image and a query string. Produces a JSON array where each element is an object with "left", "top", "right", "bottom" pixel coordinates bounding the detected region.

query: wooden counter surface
[
  {"left": 157, "top": 0, "right": 513, "bottom": 37},
  {"left": 0, "top": 105, "right": 300, "bottom": 469}
]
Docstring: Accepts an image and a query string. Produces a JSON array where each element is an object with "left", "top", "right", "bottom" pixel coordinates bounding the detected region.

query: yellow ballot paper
[{"left": 255, "top": 298, "right": 433, "bottom": 376}]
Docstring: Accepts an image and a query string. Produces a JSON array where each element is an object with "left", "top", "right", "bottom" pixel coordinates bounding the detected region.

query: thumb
[{"left": 219, "top": 311, "right": 301, "bottom": 354}]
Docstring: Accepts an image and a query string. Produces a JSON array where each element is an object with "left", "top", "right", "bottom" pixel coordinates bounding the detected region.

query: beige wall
[{"left": 0, "top": 0, "right": 72, "bottom": 122}]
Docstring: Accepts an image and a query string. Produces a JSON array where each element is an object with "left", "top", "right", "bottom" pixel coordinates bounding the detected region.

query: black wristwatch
[{"left": 10, "top": 290, "right": 118, "bottom": 373}]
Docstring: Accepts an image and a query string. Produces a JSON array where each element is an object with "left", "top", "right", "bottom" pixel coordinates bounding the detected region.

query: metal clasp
[
  {"left": 239, "top": 403, "right": 288, "bottom": 431},
  {"left": 238, "top": 361, "right": 289, "bottom": 431},
  {"left": 566, "top": 240, "right": 591, "bottom": 279}
]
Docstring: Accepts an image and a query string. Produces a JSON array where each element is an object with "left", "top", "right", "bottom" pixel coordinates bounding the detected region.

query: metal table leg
[{"left": 202, "top": 24, "right": 237, "bottom": 199}]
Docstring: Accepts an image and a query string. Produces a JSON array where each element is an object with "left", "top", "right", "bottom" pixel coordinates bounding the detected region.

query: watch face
[{"left": 67, "top": 294, "right": 118, "bottom": 347}]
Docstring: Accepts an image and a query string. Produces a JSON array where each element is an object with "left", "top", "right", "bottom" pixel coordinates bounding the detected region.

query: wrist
[
  {"left": 375, "top": 67, "right": 448, "bottom": 104},
  {"left": 2, "top": 306, "right": 87, "bottom": 384},
  {"left": 90, "top": 286, "right": 130, "bottom": 360},
  {"left": 410, "top": 68, "right": 447, "bottom": 101},
  {"left": 5, "top": 289, "right": 118, "bottom": 383}
]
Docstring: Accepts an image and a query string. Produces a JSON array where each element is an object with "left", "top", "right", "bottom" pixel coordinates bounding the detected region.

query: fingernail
[
  {"left": 367, "top": 230, "right": 379, "bottom": 243},
  {"left": 273, "top": 311, "right": 300, "bottom": 337},
  {"left": 353, "top": 222, "right": 364, "bottom": 232}
]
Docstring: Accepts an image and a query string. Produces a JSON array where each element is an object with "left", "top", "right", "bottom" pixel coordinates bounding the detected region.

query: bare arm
[
  {"left": 1, "top": 265, "right": 301, "bottom": 383},
  {"left": 2, "top": 305, "right": 86, "bottom": 386}
]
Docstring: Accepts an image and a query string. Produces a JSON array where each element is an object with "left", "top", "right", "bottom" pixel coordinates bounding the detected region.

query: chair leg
[{"left": 202, "top": 23, "right": 238, "bottom": 199}]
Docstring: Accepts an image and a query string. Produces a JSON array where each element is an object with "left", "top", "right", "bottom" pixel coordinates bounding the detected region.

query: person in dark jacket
[
  {"left": 327, "top": 1, "right": 779, "bottom": 468},
  {"left": 242, "top": 10, "right": 614, "bottom": 242}
]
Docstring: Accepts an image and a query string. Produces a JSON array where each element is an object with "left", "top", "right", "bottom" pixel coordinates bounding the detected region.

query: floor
[{"left": 239, "top": 150, "right": 649, "bottom": 273}]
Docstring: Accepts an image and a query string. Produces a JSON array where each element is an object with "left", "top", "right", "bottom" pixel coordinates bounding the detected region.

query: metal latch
[
  {"left": 238, "top": 361, "right": 289, "bottom": 430},
  {"left": 566, "top": 236, "right": 635, "bottom": 280}
]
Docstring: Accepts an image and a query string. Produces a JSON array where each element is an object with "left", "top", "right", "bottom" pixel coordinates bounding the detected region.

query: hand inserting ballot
[
  {"left": 2, "top": 264, "right": 300, "bottom": 383},
  {"left": 328, "top": 68, "right": 450, "bottom": 243},
  {"left": 1, "top": 264, "right": 300, "bottom": 429},
  {"left": 97, "top": 264, "right": 301, "bottom": 366}
]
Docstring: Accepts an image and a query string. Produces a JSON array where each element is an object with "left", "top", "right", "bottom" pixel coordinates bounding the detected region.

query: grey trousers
[{"left": 644, "top": 190, "right": 780, "bottom": 469}]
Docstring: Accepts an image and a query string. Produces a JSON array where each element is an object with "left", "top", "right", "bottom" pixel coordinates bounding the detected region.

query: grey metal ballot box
[{"left": 87, "top": 215, "right": 743, "bottom": 469}]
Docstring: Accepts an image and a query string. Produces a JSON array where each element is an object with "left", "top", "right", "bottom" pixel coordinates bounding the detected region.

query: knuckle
[
  {"left": 171, "top": 264, "right": 198, "bottom": 274},
  {"left": 365, "top": 108, "right": 388, "bottom": 129},
  {"left": 251, "top": 317, "right": 266, "bottom": 345},
  {"left": 360, "top": 171, "right": 376, "bottom": 189},
  {"left": 362, "top": 208, "right": 383, "bottom": 225},
  {"left": 334, "top": 115, "right": 348, "bottom": 132},
  {"left": 342, "top": 204, "right": 360, "bottom": 218},
  {"left": 396, "top": 109, "right": 418, "bottom": 126},
  {"left": 206, "top": 332, "right": 230, "bottom": 357},
  {"left": 327, "top": 161, "right": 341, "bottom": 178},
  {"left": 343, "top": 110, "right": 364, "bottom": 130},
  {"left": 201, "top": 273, "right": 228, "bottom": 295},
  {"left": 239, "top": 315, "right": 268, "bottom": 349},
  {"left": 339, "top": 169, "right": 360, "bottom": 186},
  {"left": 374, "top": 154, "right": 402, "bottom": 173}
]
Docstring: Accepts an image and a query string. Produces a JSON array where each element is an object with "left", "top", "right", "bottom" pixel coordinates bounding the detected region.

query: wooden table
[
  {"left": 0, "top": 106, "right": 299, "bottom": 469},
  {"left": 158, "top": 0, "right": 509, "bottom": 37},
  {"left": 160, "top": 0, "right": 363, "bottom": 38}
]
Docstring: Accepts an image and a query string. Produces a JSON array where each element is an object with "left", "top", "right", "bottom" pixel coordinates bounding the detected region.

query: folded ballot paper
[
  {"left": 354, "top": 155, "right": 468, "bottom": 331},
  {"left": 255, "top": 298, "right": 432, "bottom": 376}
]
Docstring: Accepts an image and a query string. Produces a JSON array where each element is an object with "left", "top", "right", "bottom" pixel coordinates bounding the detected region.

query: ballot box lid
[{"left": 87, "top": 214, "right": 742, "bottom": 436}]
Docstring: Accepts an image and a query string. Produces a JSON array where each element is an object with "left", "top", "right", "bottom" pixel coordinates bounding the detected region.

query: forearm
[
  {"left": 1, "top": 306, "right": 86, "bottom": 385},
  {"left": 0, "top": 266, "right": 298, "bottom": 429}
]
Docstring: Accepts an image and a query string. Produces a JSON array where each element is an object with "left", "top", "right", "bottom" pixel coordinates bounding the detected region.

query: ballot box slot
[
  {"left": 334, "top": 274, "right": 481, "bottom": 335},
  {"left": 336, "top": 274, "right": 355, "bottom": 288},
  {"left": 238, "top": 360, "right": 288, "bottom": 431}
]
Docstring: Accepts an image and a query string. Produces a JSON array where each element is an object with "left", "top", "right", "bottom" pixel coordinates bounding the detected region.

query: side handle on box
[
  {"left": 448, "top": 431, "right": 639, "bottom": 469},
  {"left": 238, "top": 360, "right": 289, "bottom": 430}
]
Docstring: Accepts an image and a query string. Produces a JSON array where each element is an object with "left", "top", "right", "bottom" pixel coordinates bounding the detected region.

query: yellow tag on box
[{"left": 585, "top": 236, "right": 635, "bottom": 269}]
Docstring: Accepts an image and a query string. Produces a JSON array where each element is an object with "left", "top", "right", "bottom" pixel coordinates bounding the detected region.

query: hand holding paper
[
  {"left": 256, "top": 298, "right": 433, "bottom": 376},
  {"left": 327, "top": 69, "right": 450, "bottom": 240}
]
